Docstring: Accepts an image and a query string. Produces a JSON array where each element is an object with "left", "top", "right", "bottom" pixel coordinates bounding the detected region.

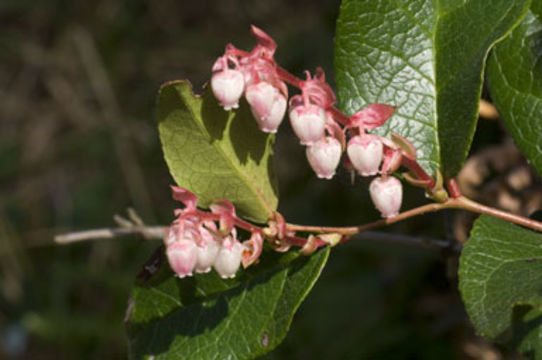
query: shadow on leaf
[
  {"left": 228, "top": 98, "right": 268, "bottom": 165},
  {"left": 201, "top": 88, "right": 229, "bottom": 141}
]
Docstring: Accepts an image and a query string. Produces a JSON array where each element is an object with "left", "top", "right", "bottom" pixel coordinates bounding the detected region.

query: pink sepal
[
  {"left": 250, "top": 25, "right": 277, "bottom": 58},
  {"left": 241, "top": 231, "right": 263, "bottom": 268},
  {"left": 349, "top": 104, "right": 395, "bottom": 130},
  {"left": 301, "top": 68, "right": 336, "bottom": 109},
  {"left": 170, "top": 186, "right": 198, "bottom": 211},
  {"left": 210, "top": 199, "right": 236, "bottom": 234},
  {"left": 325, "top": 115, "right": 346, "bottom": 150},
  {"left": 381, "top": 148, "right": 402, "bottom": 174}
]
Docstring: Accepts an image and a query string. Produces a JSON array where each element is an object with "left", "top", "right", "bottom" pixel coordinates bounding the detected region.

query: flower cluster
[
  {"left": 210, "top": 26, "right": 414, "bottom": 218},
  {"left": 164, "top": 186, "right": 263, "bottom": 279}
]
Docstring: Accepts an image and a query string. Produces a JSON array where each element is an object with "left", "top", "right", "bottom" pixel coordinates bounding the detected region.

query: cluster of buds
[
  {"left": 210, "top": 26, "right": 438, "bottom": 218},
  {"left": 164, "top": 186, "right": 263, "bottom": 279}
]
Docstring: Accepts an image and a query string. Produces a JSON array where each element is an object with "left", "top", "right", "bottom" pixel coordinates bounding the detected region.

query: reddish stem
[
  {"left": 327, "top": 106, "right": 351, "bottom": 126},
  {"left": 446, "top": 178, "right": 462, "bottom": 198},
  {"left": 286, "top": 196, "right": 542, "bottom": 237},
  {"left": 401, "top": 157, "right": 435, "bottom": 189},
  {"left": 274, "top": 65, "right": 350, "bottom": 126},
  {"left": 275, "top": 65, "right": 305, "bottom": 88},
  {"left": 233, "top": 217, "right": 261, "bottom": 233}
]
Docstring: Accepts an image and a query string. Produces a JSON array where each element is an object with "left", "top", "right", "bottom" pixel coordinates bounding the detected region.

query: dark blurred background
[{"left": 1, "top": 0, "right": 540, "bottom": 359}]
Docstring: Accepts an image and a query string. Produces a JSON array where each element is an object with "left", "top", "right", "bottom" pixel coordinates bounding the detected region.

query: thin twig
[
  {"left": 54, "top": 226, "right": 165, "bottom": 245},
  {"left": 287, "top": 195, "right": 542, "bottom": 235},
  {"left": 286, "top": 202, "right": 449, "bottom": 235}
]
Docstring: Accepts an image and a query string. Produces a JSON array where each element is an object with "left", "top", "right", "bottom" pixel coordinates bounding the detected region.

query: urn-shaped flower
[
  {"left": 289, "top": 97, "right": 326, "bottom": 145},
  {"left": 245, "top": 81, "right": 287, "bottom": 133},
  {"left": 213, "top": 237, "right": 245, "bottom": 279},
  {"left": 306, "top": 136, "right": 342, "bottom": 179},
  {"left": 369, "top": 176, "right": 403, "bottom": 218},
  {"left": 165, "top": 226, "right": 198, "bottom": 278},
  {"left": 347, "top": 134, "right": 383, "bottom": 176},
  {"left": 211, "top": 69, "right": 245, "bottom": 111}
]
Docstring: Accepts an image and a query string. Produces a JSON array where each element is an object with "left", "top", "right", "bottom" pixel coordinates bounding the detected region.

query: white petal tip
[
  {"left": 382, "top": 213, "right": 399, "bottom": 218},
  {"left": 261, "top": 128, "right": 278, "bottom": 134},
  {"left": 316, "top": 173, "right": 335, "bottom": 180}
]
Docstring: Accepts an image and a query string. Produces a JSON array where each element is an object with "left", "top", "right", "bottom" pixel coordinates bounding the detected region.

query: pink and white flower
[
  {"left": 369, "top": 176, "right": 403, "bottom": 218},
  {"left": 165, "top": 225, "right": 198, "bottom": 278},
  {"left": 213, "top": 234, "right": 245, "bottom": 279},
  {"left": 347, "top": 134, "right": 383, "bottom": 176},
  {"left": 211, "top": 59, "right": 245, "bottom": 111},
  {"left": 288, "top": 95, "right": 326, "bottom": 145},
  {"left": 194, "top": 223, "right": 220, "bottom": 274},
  {"left": 306, "top": 136, "right": 342, "bottom": 179},
  {"left": 245, "top": 81, "right": 287, "bottom": 133}
]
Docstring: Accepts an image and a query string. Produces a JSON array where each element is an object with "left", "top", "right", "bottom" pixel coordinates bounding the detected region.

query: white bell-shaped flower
[
  {"left": 211, "top": 69, "right": 245, "bottom": 111},
  {"left": 194, "top": 227, "right": 220, "bottom": 274},
  {"left": 165, "top": 226, "right": 198, "bottom": 278},
  {"left": 306, "top": 136, "right": 342, "bottom": 179},
  {"left": 347, "top": 134, "right": 383, "bottom": 176},
  {"left": 369, "top": 176, "right": 403, "bottom": 218},
  {"left": 245, "top": 81, "right": 287, "bottom": 133},
  {"left": 289, "top": 98, "right": 326, "bottom": 145}
]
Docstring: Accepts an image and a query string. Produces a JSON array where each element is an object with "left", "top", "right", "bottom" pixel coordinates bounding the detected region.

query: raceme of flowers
[
  {"left": 164, "top": 26, "right": 431, "bottom": 279},
  {"left": 164, "top": 186, "right": 264, "bottom": 279},
  {"left": 210, "top": 26, "right": 408, "bottom": 218},
  {"left": 164, "top": 186, "right": 334, "bottom": 279}
]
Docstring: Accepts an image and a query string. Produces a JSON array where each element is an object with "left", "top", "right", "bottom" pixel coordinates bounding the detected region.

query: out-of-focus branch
[
  {"left": 54, "top": 226, "right": 165, "bottom": 245},
  {"left": 479, "top": 99, "right": 499, "bottom": 119},
  {"left": 55, "top": 209, "right": 163, "bottom": 245}
]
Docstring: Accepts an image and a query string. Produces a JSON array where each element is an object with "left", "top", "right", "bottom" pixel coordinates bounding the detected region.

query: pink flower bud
[
  {"left": 306, "top": 136, "right": 342, "bottom": 179},
  {"left": 369, "top": 176, "right": 403, "bottom": 218},
  {"left": 347, "top": 135, "right": 383, "bottom": 176},
  {"left": 194, "top": 227, "right": 220, "bottom": 274},
  {"left": 211, "top": 69, "right": 245, "bottom": 111},
  {"left": 289, "top": 97, "right": 326, "bottom": 145},
  {"left": 213, "top": 237, "right": 244, "bottom": 279},
  {"left": 245, "top": 82, "right": 287, "bottom": 133},
  {"left": 165, "top": 226, "right": 198, "bottom": 278}
]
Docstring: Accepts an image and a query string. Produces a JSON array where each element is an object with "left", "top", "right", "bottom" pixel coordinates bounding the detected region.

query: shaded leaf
[
  {"left": 459, "top": 215, "right": 542, "bottom": 358},
  {"left": 335, "top": 0, "right": 530, "bottom": 177},
  {"left": 487, "top": 5, "right": 542, "bottom": 176},
  {"left": 126, "top": 248, "right": 330, "bottom": 360},
  {"left": 158, "top": 80, "right": 278, "bottom": 223}
]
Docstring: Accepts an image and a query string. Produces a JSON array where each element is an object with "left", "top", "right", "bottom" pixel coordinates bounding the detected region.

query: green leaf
[
  {"left": 459, "top": 215, "right": 542, "bottom": 358},
  {"left": 487, "top": 5, "right": 542, "bottom": 177},
  {"left": 335, "top": 0, "right": 530, "bottom": 177},
  {"left": 158, "top": 80, "right": 278, "bottom": 223},
  {"left": 126, "top": 247, "right": 330, "bottom": 360}
]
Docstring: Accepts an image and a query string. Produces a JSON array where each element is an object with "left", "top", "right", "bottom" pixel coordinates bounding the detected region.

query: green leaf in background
[
  {"left": 335, "top": 0, "right": 530, "bottom": 177},
  {"left": 158, "top": 80, "right": 278, "bottom": 223},
  {"left": 459, "top": 215, "right": 542, "bottom": 358},
  {"left": 487, "top": 3, "right": 542, "bottom": 177},
  {"left": 126, "top": 247, "right": 330, "bottom": 360}
]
